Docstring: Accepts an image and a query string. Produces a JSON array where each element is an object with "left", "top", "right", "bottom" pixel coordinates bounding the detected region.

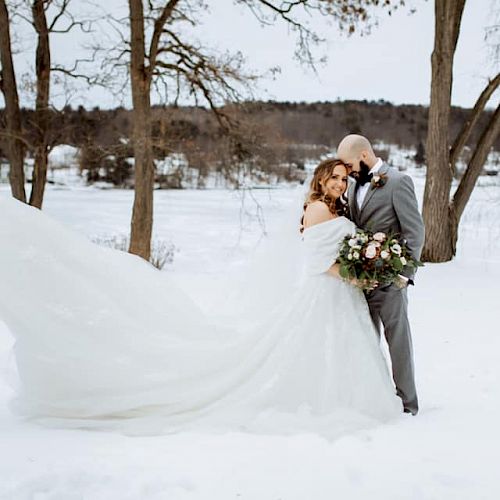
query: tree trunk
[
  {"left": 29, "top": 0, "right": 51, "bottom": 209},
  {"left": 421, "top": 0, "right": 466, "bottom": 262},
  {"left": 128, "top": 0, "right": 154, "bottom": 261},
  {"left": 0, "top": 0, "right": 26, "bottom": 202}
]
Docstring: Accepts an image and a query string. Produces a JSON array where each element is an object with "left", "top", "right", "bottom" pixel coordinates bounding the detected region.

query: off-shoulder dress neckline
[{"left": 302, "top": 215, "right": 349, "bottom": 233}]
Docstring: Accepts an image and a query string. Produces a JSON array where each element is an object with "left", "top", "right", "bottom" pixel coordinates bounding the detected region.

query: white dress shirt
[{"left": 356, "top": 157, "right": 383, "bottom": 209}]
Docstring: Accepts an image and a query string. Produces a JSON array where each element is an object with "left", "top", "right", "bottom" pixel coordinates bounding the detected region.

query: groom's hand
[
  {"left": 394, "top": 275, "right": 410, "bottom": 289},
  {"left": 352, "top": 278, "right": 378, "bottom": 291}
]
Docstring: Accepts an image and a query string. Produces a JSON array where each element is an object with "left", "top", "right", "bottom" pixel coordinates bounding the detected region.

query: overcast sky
[{"left": 5, "top": 0, "right": 500, "bottom": 109}]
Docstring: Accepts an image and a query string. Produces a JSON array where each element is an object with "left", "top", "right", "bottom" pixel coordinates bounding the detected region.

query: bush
[{"left": 91, "top": 234, "right": 177, "bottom": 270}]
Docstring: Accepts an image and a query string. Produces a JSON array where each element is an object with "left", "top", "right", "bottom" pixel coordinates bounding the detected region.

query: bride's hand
[
  {"left": 351, "top": 278, "right": 378, "bottom": 291},
  {"left": 327, "top": 264, "right": 378, "bottom": 291}
]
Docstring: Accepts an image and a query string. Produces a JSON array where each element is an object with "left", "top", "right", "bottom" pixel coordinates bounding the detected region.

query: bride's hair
[{"left": 300, "top": 158, "right": 349, "bottom": 233}]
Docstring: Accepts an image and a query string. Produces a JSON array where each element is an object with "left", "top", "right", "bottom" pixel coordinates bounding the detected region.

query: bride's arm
[
  {"left": 327, "top": 263, "right": 377, "bottom": 290},
  {"left": 327, "top": 222, "right": 377, "bottom": 290},
  {"left": 326, "top": 262, "right": 358, "bottom": 285},
  {"left": 326, "top": 262, "right": 343, "bottom": 279},
  {"left": 303, "top": 202, "right": 375, "bottom": 290},
  {"left": 303, "top": 203, "right": 355, "bottom": 283}
]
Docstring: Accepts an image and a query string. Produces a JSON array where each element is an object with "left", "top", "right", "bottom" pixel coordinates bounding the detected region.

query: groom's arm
[{"left": 392, "top": 175, "right": 425, "bottom": 281}]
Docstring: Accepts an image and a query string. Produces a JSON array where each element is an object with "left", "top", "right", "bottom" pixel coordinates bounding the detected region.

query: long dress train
[{"left": 0, "top": 196, "right": 402, "bottom": 439}]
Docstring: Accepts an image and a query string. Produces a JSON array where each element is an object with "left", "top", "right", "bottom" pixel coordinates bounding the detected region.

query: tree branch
[
  {"left": 452, "top": 104, "right": 500, "bottom": 220},
  {"left": 0, "top": 129, "right": 34, "bottom": 150},
  {"left": 48, "top": 0, "right": 70, "bottom": 31},
  {"left": 51, "top": 49, "right": 110, "bottom": 86},
  {"left": 147, "top": 0, "right": 180, "bottom": 82},
  {"left": 449, "top": 72, "right": 500, "bottom": 174}
]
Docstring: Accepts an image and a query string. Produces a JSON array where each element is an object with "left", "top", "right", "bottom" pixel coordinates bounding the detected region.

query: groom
[{"left": 337, "top": 134, "right": 425, "bottom": 415}]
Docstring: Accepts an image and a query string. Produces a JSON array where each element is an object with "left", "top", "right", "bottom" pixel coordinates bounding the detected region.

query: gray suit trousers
[{"left": 365, "top": 284, "right": 418, "bottom": 414}]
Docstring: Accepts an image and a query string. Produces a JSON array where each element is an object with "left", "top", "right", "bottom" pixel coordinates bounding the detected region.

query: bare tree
[
  {"left": 125, "top": 0, "right": 262, "bottom": 260},
  {"left": 422, "top": 0, "right": 500, "bottom": 262},
  {"left": 29, "top": 0, "right": 51, "bottom": 208},
  {"left": 1, "top": 0, "right": 94, "bottom": 208},
  {"left": 0, "top": 0, "right": 26, "bottom": 202},
  {"left": 27, "top": 0, "right": 92, "bottom": 208},
  {"left": 120, "top": 0, "right": 407, "bottom": 261},
  {"left": 128, "top": 0, "right": 157, "bottom": 259}
]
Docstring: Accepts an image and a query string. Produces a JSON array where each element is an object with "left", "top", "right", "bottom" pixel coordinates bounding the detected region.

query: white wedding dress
[{"left": 0, "top": 195, "right": 402, "bottom": 439}]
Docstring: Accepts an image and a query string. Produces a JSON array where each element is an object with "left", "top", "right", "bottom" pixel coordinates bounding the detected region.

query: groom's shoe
[{"left": 404, "top": 407, "right": 418, "bottom": 416}]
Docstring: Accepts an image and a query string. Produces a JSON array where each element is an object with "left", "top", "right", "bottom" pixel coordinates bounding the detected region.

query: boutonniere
[{"left": 371, "top": 173, "right": 388, "bottom": 189}]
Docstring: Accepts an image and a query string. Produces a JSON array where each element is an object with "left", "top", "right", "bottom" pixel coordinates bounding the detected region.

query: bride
[{"left": 0, "top": 159, "right": 402, "bottom": 439}]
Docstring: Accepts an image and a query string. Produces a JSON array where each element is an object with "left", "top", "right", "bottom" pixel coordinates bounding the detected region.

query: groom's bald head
[
  {"left": 337, "top": 134, "right": 377, "bottom": 173},
  {"left": 338, "top": 134, "right": 373, "bottom": 158}
]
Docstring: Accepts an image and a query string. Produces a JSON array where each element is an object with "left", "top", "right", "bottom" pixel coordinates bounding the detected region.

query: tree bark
[
  {"left": 421, "top": 0, "right": 466, "bottom": 262},
  {"left": 0, "top": 0, "right": 26, "bottom": 202},
  {"left": 128, "top": 0, "right": 154, "bottom": 261},
  {"left": 29, "top": 0, "right": 51, "bottom": 209}
]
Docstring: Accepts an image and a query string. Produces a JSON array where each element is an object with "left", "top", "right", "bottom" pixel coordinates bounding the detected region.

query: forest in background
[{"left": 1, "top": 99, "right": 497, "bottom": 188}]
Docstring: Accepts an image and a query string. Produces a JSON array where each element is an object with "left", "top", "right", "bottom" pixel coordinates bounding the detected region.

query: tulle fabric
[{"left": 0, "top": 196, "right": 402, "bottom": 440}]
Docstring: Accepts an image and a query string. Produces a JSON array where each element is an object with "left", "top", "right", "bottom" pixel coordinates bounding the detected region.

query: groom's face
[
  {"left": 340, "top": 155, "right": 362, "bottom": 179},
  {"left": 337, "top": 145, "right": 363, "bottom": 178},
  {"left": 338, "top": 151, "right": 372, "bottom": 181}
]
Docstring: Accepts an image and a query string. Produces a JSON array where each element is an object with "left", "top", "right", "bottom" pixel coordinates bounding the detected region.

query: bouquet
[{"left": 337, "top": 229, "right": 422, "bottom": 290}]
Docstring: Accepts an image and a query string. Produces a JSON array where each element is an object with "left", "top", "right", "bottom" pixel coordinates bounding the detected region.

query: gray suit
[{"left": 348, "top": 163, "right": 425, "bottom": 414}]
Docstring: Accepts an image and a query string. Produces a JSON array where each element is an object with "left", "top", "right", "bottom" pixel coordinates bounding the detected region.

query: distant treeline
[{"left": 1, "top": 100, "right": 497, "bottom": 187}]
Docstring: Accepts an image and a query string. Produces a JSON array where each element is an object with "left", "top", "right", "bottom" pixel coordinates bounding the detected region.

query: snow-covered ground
[{"left": 1, "top": 168, "right": 499, "bottom": 499}]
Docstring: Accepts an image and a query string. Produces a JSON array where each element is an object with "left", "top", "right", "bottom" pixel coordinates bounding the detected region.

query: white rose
[
  {"left": 347, "top": 254, "right": 353, "bottom": 260},
  {"left": 391, "top": 244, "right": 402, "bottom": 255},
  {"left": 400, "top": 256, "right": 407, "bottom": 266},
  {"left": 353, "top": 251, "right": 360, "bottom": 260},
  {"left": 373, "top": 175, "right": 380, "bottom": 183},
  {"left": 365, "top": 245, "right": 377, "bottom": 259},
  {"left": 373, "top": 232, "right": 386, "bottom": 242},
  {"left": 348, "top": 239, "right": 357, "bottom": 247},
  {"left": 381, "top": 250, "right": 390, "bottom": 260}
]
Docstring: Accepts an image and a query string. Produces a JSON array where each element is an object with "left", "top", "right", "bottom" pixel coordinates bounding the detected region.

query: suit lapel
[
  {"left": 359, "top": 163, "right": 390, "bottom": 215},
  {"left": 348, "top": 181, "right": 359, "bottom": 222},
  {"left": 360, "top": 183, "right": 376, "bottom": 214}
]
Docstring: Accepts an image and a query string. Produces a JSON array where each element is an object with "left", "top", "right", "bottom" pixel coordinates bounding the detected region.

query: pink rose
[{"left": 365, "top": 245, "right": 377, "bottom": 259}]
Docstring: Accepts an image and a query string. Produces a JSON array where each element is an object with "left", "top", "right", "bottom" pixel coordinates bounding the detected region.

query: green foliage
[{"left": 339, "top": 265, "right": 350, "bottom": 280}]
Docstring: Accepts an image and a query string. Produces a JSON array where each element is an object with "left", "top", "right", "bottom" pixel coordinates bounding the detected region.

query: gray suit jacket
[{"left": 348, "top": 163, "right": 425, "bottom": 281}]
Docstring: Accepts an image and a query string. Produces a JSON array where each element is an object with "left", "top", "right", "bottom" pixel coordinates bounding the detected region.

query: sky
[{"left": 4, "top": 0, "right": 500, "bottom": 110}]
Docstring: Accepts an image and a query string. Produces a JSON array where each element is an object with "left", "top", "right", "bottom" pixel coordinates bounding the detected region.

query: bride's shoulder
[
  {"left": 304, "top": 200, "right": 329, "bottom": 213},
  {"left": 303, "top": 200, "right": 333, "bottom": 227}
]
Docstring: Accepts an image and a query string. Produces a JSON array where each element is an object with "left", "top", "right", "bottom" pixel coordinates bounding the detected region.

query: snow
[
  {"left": 1, "top": 164, "right": 500, "bottom": 499},
  {"left": 48, "top": 145, "right": 79, "bottom": 168}
]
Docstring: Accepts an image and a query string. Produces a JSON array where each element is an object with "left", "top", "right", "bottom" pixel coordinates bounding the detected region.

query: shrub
[{"left": 91, "top": 234, "right": 176, "bottom": 270}]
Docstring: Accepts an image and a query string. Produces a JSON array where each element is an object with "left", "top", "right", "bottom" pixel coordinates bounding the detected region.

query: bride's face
[{"left": 323, "top": 164, "right": 348, "bottom": 200}]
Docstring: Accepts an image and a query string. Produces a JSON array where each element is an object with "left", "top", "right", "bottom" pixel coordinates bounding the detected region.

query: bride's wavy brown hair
[{"left": 300, "top": 158, "right": 349, "bottom": 233}]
